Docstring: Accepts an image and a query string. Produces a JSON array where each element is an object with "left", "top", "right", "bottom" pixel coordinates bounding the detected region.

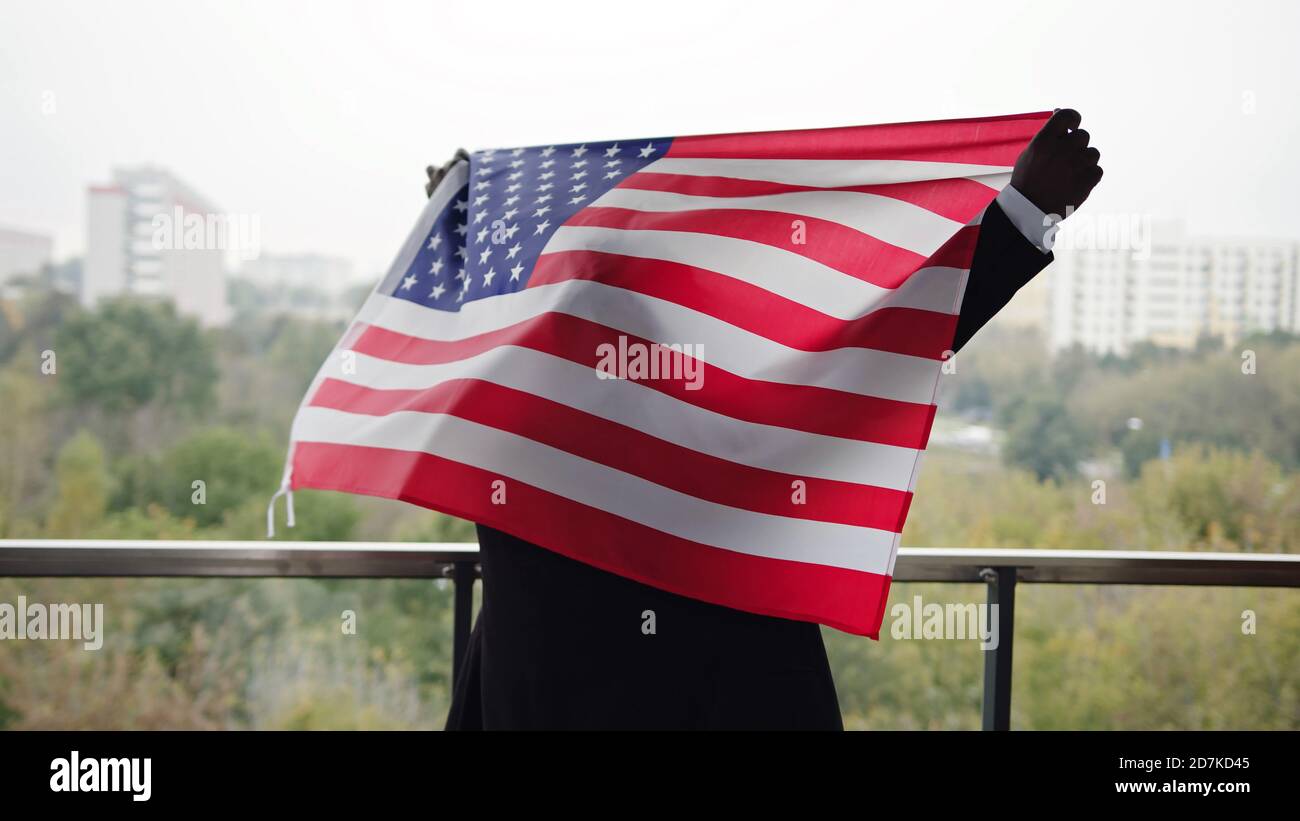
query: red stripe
[
  {"left": 665, "top": 111, "right": 1051, "bottom": 165},
  {"left": 350, "top": 314, "right": 938, "bottom": 450},
  {"left": 566, "top": 206, "right": 927, "bottom": 290},
  {"left": 309, "top": 377, "right": 914, "bottom": 531},
  {"left": 530, "top": 250, "right": 959, "bottom": 360},
  {"left": 292, "top": 440, "right": 890, "bottom": 636},
  {"left": 618, "top": 172, "right": 1000, "bottom": 225}
]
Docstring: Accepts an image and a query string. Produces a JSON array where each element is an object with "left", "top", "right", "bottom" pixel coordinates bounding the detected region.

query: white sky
[{"left": 2, "top": 0, "right": 1298, "bottom": 276}]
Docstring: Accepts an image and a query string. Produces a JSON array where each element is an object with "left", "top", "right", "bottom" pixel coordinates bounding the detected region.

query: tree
[
  {"left": 1000, "top": 393, "right": 1091, "bottom": 482},
  {"left": 44, "top": 431, "right": 110, "bottom": 537},
  {"left": 54, "top": 297, "right": 217, "bottom": 416}
]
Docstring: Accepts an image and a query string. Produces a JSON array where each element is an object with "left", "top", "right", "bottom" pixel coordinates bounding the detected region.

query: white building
[
  {"left": 1048, "top": 225, "right": 1300, "bottom": 355},
  {"left": 234, "top": 253, "right": 360, "bottom": 319},
  {"left": 0, "top": 226, "right": 54, "bottom": 284},
  {"left": 84, "top": 166, "right": 231, "bottom": 326}
]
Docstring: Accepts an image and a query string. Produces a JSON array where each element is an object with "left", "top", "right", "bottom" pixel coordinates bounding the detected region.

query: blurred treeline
[{"left": 0, "top": 287, "right": 1296, "bottom": 728}]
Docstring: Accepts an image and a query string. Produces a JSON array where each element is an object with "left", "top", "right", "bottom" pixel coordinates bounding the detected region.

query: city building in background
[
  {"left": 84, "top": 166, "right": 231, "bottom": 326},
  {"left": 1048, "top": 223, "right": 1300, "bottom": 355},
  {"left": 234, "top": 253, "right": 361, "bottom": 320},
  {"left": 0, "top": 226, "right": 53, "bottom": 284}
]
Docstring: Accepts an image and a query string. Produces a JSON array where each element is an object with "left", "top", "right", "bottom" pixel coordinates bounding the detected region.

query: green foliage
[{"left": 54, "top": 297, "right": 217, "bottom": 416}]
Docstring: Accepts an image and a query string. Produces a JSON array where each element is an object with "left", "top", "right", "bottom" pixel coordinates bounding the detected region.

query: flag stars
[
  {"left": 568, "top": 195, "right": 586, "bottom": 205},
  {"left": 483, "top": 267, "right": 497, "bottom": 286},
  {"left": 401, "top": 274, "right": 418, "bottom": 290},
  {"left": 541, "top": 146, "right": 556, "bottom": 157},
  {"left": 510, "top": 263, "right": 524, "bottom": 281},
  {"left": 534, "top": 220, "right": 551, "bottom": 234},
  {"left": 430, "top": 259, "right": 444, "bottom": 275},
  {"left": 534, "top": 205, "right": 551, "bottom": 217},
  {"left": 571, "top": 144, "right": 588, "bottom": 157},
  {"left": 505, "top": 243, "right": 523, "bottom": 260},
  {"left": 604, "top": 143, "right": 621, "bottom": 157},
  {"left": 427, "top": 234, "right": 443, "bottom": 251},
  {"left": 430, "top": 282, "right": 447, "bottom": 299},
  {"left": 638, "top": 143, "right": 657, "bottom": 158},
  {"left": 455, "top": 245, "right": 467, "bottom": 259},
  {"left": 479, "top": 248, "right": 493, "bottom": 264}
]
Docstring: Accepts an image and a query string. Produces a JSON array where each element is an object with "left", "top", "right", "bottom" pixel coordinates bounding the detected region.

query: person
[{"left": 425, "top": 109, "right": 1102, "bottom": 729}]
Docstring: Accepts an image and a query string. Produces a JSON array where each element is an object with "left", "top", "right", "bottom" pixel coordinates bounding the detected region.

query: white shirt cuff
[{"left": 995, "top": 184, "right": 1056, "bottom": 254}]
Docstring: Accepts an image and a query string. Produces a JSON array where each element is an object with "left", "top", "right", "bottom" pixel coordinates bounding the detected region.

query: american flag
[{"left": 280, "top": 112, "right": 1050, "bottom": 637}]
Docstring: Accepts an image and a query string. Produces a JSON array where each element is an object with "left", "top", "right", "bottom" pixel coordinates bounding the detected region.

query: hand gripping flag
[{"left": 276, "top": 112, "right": 1050, "bottom": 637}]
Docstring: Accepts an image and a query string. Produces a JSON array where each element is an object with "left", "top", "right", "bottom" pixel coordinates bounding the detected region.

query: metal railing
[{"left": 3, "top": 539, "right": 1299, "bottom": 730}]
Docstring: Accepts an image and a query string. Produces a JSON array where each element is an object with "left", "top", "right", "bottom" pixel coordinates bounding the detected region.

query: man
[{"left": 427, "top": 109, "right": 1102, "bottom": 729}]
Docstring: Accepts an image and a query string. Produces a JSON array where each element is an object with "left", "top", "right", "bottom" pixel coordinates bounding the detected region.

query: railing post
[
  {"left": 450, "top": 561, "right": 476, "bottom": 685},
  {"left": 980, "top": 566, "right": 1017, "bottom": 731}
]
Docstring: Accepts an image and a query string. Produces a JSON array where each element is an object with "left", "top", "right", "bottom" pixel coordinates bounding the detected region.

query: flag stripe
[
  {"left": 529, "top": 251, "right": 959, "bottom": 360},
  {"left": 349, "top": 313, "right": 938, "bottom": 449},
  {"left": 618, "top": 171, "right": 1010, "bottom": 224},
  {"left": 291, "top": 440, "right": 892, "bottom": 636},
  {"left": 291, "top": 405, "right": 900, "bottom": 570},
  {"left": 643, "top": 156, "right": 1013, "bottom": 188},
  {"left": 664, "top": 111, "right": 1050, "bottom": 164},
  {"left": 366, "top": 279, "right": 952, "bottom": 400},
  {"left": 309, "top": 377, "right": 914, "bottom": 531},
  {"left": 310, "top": 342, "right": 923, "bottom": 489},
  {"left": 588, "top": 186, "right": 965, "bottom": 257}
]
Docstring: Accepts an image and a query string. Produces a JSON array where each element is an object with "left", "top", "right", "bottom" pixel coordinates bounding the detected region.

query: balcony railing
[{"left": 3, "top": 539, "right": 1299, "bottom": 730}]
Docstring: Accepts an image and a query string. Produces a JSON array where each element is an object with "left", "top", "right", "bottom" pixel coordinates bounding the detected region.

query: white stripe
[
  {"left": 590, "top": 187, "right": 964, "bottom": 257},
  {"left": 293, "top": 405, "right": 896, "bottom": 573},
  {"left": 309, "top": 346, "right": 922, "bottom": 490},
  {"left": 357, "top": 284, "right": 944, "bottom": 404},
  {"left": 544, "top": 225, "right": 964, "bottom": 318},
  {"left": 643, "top": 157, "right": 1013, "bottom": 188}
]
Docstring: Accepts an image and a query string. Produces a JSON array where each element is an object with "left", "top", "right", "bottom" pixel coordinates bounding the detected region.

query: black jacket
[{"left": 447, "top": 201, "right": 1052, "bottom": 729}]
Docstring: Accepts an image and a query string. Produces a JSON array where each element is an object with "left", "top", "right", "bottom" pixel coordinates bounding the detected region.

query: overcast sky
[{"left": 3, "top": 0, "right": 1297, "bottom": 276}]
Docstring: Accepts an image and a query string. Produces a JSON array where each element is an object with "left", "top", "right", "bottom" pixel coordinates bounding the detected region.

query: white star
[
  {"left": 534, "top": 206, "right": 551, "bottom": 217},
  {"left": 427, "top": 234, "right": 443, "bottom": 250},
  {"left": 503, "top": 208, "right": 519, "bottom": 220},
  {"left": 511, "top": 147, "right": 525, "bottom": 157},
  {"left": 638, "top": 143, "right": 656, "bottom": 158},
  {"left": 503, "top": 223, "right": 520, "bottom": 239},
  {"left": 430, "top": 259, "right": 444, "bottom": 275},
  {"left": 401, "top": 274, "right": 418, "bottom": 290},
  {"left": 568, "top": 195, "right": 586, "bottom": 205},
  {"left": 475, "top": 180, "right": 491, "bottom": 191},
  {"left": 474, "top": 194, "right": 489, "bottom": 206},
  {"left": 473, "top": 211, "right": 490, "bottom": 224},
  {"left": 475, "top": 227, "right": 489, "bottom": 243},
  {"left": 539, "top": 159, "right": 556, "bottom": 169},
  {"left": 603, "top": 171, "right": 619, "bottom": 180},
  {"left": 571, "top": 144, "right": 588, "bottom": 157},
  {"left": 509, "top": 158, "right": 525, "bottom": 168},
  {"left": 505, "top": 243, "right": 522, "bottom": 259},
  {"left": 455, "top": 268, "right": 466, "bottom": 281},
  {"left": 454, "top": 245, "right": 466, "bottom": 259},
  {"left": 604, "top": 159, "right": 622, "bottom": 168},
  {"left": 571, "top": 159, "right": 588, "bottom": 168},
  {"left": 430, "top": 282, "right": 447, "bottom": 299},
  {"left": 510, "top": 263, "right": 524, "bottom": 281},
  {"left": 504, "top": 194, "right": 520, "bottom": 206},
  {"left": 604, "top": 143, "right": 621, "bottom": 158},
  {"left": 508, "top": 171, "right": 524, "bottom": 181},
  {"left": 535, "top": 194, "right": 553, "bottom": 204},
  {"left": 453, "top": 199, "right": 468, "bottom": 212},
  {"left": 570, "top": 183, "right": 588, "bottom": 193},
  {"left": 454, "top": 223, "right": 468, "bottom": 236},
  {"left": 571, "top": 171, "right": 588, "bottom": 180},
  {"left": 537, "top": 183, "right": 554, "bottom": 192},
  {"left": 479, "top": 248, "right": 492, "bottom": 264},
  {"left": 534, "top": 220, "right": 551, "bottom": 234},
  {"left": 538, "top": 171, "right": 556, "bottom": 181},
  {"left": 540, "top": 146, "right": 556, "bottom": 157},
  {"left": 506, "top": 183, "right": 522, "bottom": 193},
  {"left": 483, "top": 267, "right": 497, "bottom": 286}
]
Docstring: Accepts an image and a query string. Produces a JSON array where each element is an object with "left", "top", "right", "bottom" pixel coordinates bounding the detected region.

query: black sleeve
[{"left": 950, "top": 200, "right": 1054, "bottom": 353}]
